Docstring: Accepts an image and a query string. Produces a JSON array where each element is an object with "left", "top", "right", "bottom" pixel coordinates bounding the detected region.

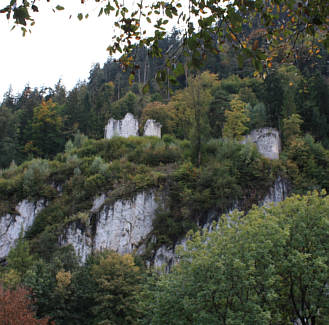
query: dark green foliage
[
  {"left": 283, "top": 134, "right": 329, "bottom": 193},
  {"left": 263, "top": 71, "right": 284, "bottom": 129},
  {"left": 20, "top": 249, "right": 143, "bottom": 325},
  {"left": 143, "top": 191, "right": 329, "bottom": 325},
  {"left": 296, "top": 74, "right": 329, "bottom": 145},
  {"left": 0, "top": 106, "right": 19, "bottom": 167},
  {"left": 111, "top": 91, "right": 140, "bottom": 119},
  {"left": 247, "top": 102, "right": 267, "bottom": 130},
  {"left": 151, "top": 139, "right": 278, "bottom": 247}
]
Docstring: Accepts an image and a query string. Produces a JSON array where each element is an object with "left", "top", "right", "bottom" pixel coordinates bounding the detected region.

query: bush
[{"left": 23, "top": 159, "right": 50, "bottom": 198}]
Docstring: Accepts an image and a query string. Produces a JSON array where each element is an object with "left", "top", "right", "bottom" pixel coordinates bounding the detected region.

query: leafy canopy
[
  {"left": 144, "top": 190, "right": 329, "bottom": 325},
  {"left": 1, "top": 1, "right": 328, "bottom": 71}
]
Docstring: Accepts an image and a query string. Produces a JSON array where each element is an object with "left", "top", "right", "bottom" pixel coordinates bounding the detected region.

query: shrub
[{"left": 23, "top": 159, "right": 50, "bottom": 198}]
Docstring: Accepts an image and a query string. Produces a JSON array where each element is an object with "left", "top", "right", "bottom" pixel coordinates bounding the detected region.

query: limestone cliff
[
  {"left": 59, "top": 191, "right": 158, "bottom": 263},
  {"left": 0, "top": 127, "right": 288, "bottom": 268},
  {"left": 0, "top": 200, "right": 44, "bottom": 260}
]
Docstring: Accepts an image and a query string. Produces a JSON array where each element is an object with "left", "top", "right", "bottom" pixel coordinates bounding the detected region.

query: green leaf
[
  {"left": 165, "top": 8, "right": 173, "bottom": 19},
  {"left": 128, "top": 73, "right": 135, "bottom": 85},
  {"left": 56, "top": 5, "right": 65, "bottom": 11},
  {"left": 142, "top": 83, "right": 150, "bottom": 94},
  {"left": 173, "top": 62, "right": 184, "bottom": 77},
  {"left": 77, "top": 13, "right": 83, "bottom": 21}
]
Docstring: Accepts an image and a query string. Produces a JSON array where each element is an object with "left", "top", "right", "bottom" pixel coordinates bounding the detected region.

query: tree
[
  {"left": 30, "top": 99, "right": 65, "bottom": 158},
  {"left": 0, "top": 285, "right": 51, "bottom": 325},
  {"left": 143, "top": 191, "right": 329, "bottom": 325},
  {"left": 91, "top": 250, "right": 142, "bottom": 325},
  {"left": 282, "top": 113, "right": 303, "bottom": 144},
  {"left": 140, "top": 101, "right": 173, "bottom": 135},
  {"left": 5, "top": 229, "right": 34, "bottom": 279},
  {"left": 222, "top": 96, "right": 250, "bottom": 140},
  {"left": 167, "top": 72, "right": 217, "bottom": 164},
  {"left": 0, "top": 105, "right": 18, "bottom": 168},
  {"left": 1, "top": 1, "right": 328, "bottom": 73},
  {"left": 263, "top": 70, "right": 285, "bottom": 129}
]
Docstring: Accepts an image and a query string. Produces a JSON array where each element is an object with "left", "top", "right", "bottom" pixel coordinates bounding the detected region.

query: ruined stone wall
[
  {"left": 104, "top": 113, "right": 162, "bottom": 139},
  {"left": 105, "top": 113, "right": 139, "bottom": 139},
  {"left": 242, "top": 128, "right": 280, "bottom": 160},
  {"left": 144, "top": 119, "right": 162, "bottom": 137}
]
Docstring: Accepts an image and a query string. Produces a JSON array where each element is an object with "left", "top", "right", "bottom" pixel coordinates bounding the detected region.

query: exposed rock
[
  {"left": 60, "top": 222, "right": 92, "bottom": 263},
  {"left": 153, "top": 245, "right": 176, "bottom": 272},
  {"left": 143, "top": 119, "right": 162, "bottom": 138},
  {"left": 154, "top": 177, "right": 289, "bottom": 271},
  {"left": 261, "top": 176, "right": 288, "bottom": 205},
  {"left": 60, "top": 191, "right": 158, "bottom": 263},
  {"left": 242, "top": 128, "right": 280, "bottom": 159},
  {"left": 104, "top": 113, "right": 139, "bottom": 139},
  {"left": 90, "top": 194, "right": 106, "bottom": 213},
  {"left": 0, "top": 200, "right": 44, "bottom": 259},
  {"left": 94, "top": 191, "right": 157, "bottom": 254}
]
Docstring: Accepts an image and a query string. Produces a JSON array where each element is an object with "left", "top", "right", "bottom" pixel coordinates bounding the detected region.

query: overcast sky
[
  {"left": 0, "top": 1, "right": 194, "bottom": 100},
  {"left": 0, "top": 2, "right": 119, "bottom": 99}
]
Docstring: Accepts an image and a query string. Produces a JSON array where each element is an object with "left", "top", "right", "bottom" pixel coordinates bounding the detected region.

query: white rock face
[
  {"left": 90, "top": 194, "right": 106, "bottom": 213},
  {"left": 0, "top": 200, "right": 44, "bottom": 259},
  {"left": 105, "top": 113, "right": 139, "bottom": 139},
  {"left": 61, "top": 191, "right": 158, "bottom": 262},
  {"left": 261, "top": 176, "right": 288, "bottom": 205},
  {"left": 242, "top": 128, "right": 280, "bottom": 159},
  {"left": 94, "top": 192, "right": 157, "bottom": 254},
  {"left": 60, "top": 223, "right": 92, "bottom": 263},
  {"left": 153, "top": 245, "right": 176, "bottom": 272},
  {"left": 143, "top": 119, "right": 162, "bottom": 138}
]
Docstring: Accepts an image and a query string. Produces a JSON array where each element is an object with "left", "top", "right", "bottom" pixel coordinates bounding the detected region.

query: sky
[
  {"left": 0, "top": 2, "right": 119, "bottom": 99},
  {"left": 0, "top": 1, "right": 195, "bottom": 100}
]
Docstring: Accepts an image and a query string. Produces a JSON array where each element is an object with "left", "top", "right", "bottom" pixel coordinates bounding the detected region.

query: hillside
[{"left": 1, "top": 33, "right": 329, "bottom": 324}]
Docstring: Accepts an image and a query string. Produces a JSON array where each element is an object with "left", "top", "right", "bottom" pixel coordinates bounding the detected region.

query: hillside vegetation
[{"left": 0, "top": 32, "right": 329, "bottom": 325}]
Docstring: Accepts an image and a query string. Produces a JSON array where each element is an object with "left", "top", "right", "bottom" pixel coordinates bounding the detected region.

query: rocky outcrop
[
  {"left": 60, "top": 191, "right": 158, "bottom": 263},
  {"left": 153, "top": 244, "right": 177, "bottom": 272},
  {"left": 152, "top": 176, "right": 289, "bottom": 270},
  {"left": 60, "top": 222, "right": 92, "bottom": 263},
  {"left": 144, "top": 119, "right": 162, "bottom": 137},
  {"left": 242, "top": 128, "right": 280, "bottom": 160},
  {"left": 0, "top": 176, "right": 289, "bottom": 268},
  {"left": 105, "top": 113, "right": 139, "bottom": 139},
  {"left": 261, "top": 176, "right": 288, "bottom": 205},
  {"left": 94, "top": 191, "right": 157, "bottom": 254},
  {"left": 0, "top": 128, "right": 288, "bottom": 268},
  {"left": 0, "top": 200, "right": 44, "bottom": 259}
]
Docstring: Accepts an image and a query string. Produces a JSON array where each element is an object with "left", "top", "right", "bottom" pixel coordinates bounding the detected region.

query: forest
[{"left": 0, "top": 2, "right": 329, "bottom": 324}]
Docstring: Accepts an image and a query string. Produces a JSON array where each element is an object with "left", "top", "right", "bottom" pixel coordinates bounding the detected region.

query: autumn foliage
[{"left": 0, "top": 285, "right": 52, "bottom": 325}]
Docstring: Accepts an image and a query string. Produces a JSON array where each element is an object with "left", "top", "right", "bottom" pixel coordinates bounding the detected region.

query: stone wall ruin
[
  {"left": 104, "top": 113, "right": 162, "bottom": 139},
  {"left": 242, "top": 128, "right": 280, "bottom": 160},
  {"left": 143, "top": 119, "right": 162, "bottom": 137},
  {"left": 104, "top": 113, "right": 139, "bottom": 139}
]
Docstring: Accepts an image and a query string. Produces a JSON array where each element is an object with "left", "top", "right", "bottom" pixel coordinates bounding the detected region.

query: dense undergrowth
[
  {"left": 0, "top": 132, "right": 284, "bottom": 258},
  {"left": 1, "top": 122, "right": 329, "bottom": 260}
]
